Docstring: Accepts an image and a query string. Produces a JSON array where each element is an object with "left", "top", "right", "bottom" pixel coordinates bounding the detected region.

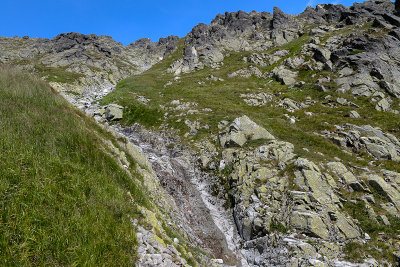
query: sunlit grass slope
[{"left": 0, "top": 66, "right": 147, "bottom": 265}]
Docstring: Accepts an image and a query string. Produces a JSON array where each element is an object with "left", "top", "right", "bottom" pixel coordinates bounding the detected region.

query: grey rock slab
[
  {"left": 105, "top": 104, "right": 123, "bottom": 121},
  {"left": 272, "top": 66, "right": 298, "bottom": 85},
  {"left": 375, "top": 98, "right": 391, "bottom": 112},
  {"left": 314, "top": 47, "right": 331, "bottom": 63},
  {"left": 368, "top": 175, "right": 400, "bottom": 211},
  {"left": 219, "top": 115, "right": 275, "bottom": 147},
  {"left": 349, "top": 110, "right": 361, "bottom": 118},
  {"left": 380, "top": 81, "right": 400, "bottom": 98},
  {"left": 327, "top": 162, "right": 365, "bottom": 191},
  {"left": 360, "top": 136, "right": 400, "bottom": 161}
]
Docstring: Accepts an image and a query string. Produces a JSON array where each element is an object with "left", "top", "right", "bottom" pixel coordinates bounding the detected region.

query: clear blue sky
[{"left": 2, "top": 0, "right": 366, "bottom": 45}]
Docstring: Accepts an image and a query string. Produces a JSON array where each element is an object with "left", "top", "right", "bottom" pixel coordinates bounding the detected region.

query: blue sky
[{"left": 2, "top": 0, "right": 366, "bottom": 45}]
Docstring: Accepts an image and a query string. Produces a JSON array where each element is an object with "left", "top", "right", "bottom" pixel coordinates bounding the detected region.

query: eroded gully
[{"left": 63, "top": 87, "right": 250, "bottom": 266}]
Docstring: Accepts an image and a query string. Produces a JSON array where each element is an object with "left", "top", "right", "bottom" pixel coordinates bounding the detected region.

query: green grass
[
  {"left": 270, "top": 220, "right": 289, "bottom": 234},
  {"left": 348, "top": 49, "right": 365, "bottom": 56},
  {"left": 34, "top": 64, "right": 83, "bottom": 84},
  {"left": 343, "top": 200, "right": 400, "bottom": 264},
  {"left": 0, "top": 66, "right": 151, "bottom": 265}
]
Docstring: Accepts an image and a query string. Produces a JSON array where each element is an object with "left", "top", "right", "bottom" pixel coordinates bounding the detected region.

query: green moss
[
  {"left": 270, "top": 220, "right": 289, "bottom": 234},
  {"left": 243, "top": 138, "right": 271, "bottom": 148},
  {"left": 162, "top": 222, "right": 180, "bottom": 241},
  {"left": 186, "top": 256, "right": 196, "bottom": 267},
  {"left": 348, "top": 49, "right": 365, "bottom": 56}
]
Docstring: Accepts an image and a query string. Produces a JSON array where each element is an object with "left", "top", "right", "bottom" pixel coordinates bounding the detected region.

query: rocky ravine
[
  {"left": 69, "top": 87, "right": 249, "bottom": 266},
  {"left": 3, "top": 0, "right": 400, "bottom": 266}
]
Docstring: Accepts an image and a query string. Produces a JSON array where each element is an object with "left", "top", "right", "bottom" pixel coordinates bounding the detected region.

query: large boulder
[
  {"left": 105, "top": 104, "right": 123, "bottom": 121},
  {"left": 219, "top": 115, "right": 275, "bottom": 147},
  {"left": 380, "top": 81, "right": 400, "bottom": 98},
  {"left": 290, "top": 211, "right": 330, "bottom": 240},
  {"left": 360, "top": 136, "right": 400, "bottom": 161},
  {"left": 375, "top": 98, "right": 391, "bottom": 112},
  {"left": 313, "top": 47, "right": 331, "bottom": 63},
  {"left": 272, "top": 66, "right": 298, "bottom": 85},
  {"left": 199, "top": 46, "right": 224, "bottom": 68}
]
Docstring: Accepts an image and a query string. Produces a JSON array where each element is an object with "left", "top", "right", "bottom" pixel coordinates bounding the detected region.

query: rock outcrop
[
  {"left": 323, "top": 124, "right": 400, "bottom": 162},
  {"left": 219, "top": 115, "right": 275, "bottom": 147},
  {"left": 105, "top": 104, "right": 123, "bottom": 121}
]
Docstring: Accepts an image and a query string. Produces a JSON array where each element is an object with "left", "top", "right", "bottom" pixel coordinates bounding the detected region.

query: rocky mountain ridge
[
  {"left": 168, "top": 0, "right": 398, "bottom": 75},
  {"left": 0, "top": 32, "right": 179, "bottom": 93}
]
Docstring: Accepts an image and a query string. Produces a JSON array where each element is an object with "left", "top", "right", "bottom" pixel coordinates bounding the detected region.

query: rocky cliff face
[
  {"left": 167, "top": 0, "right": 398, "bottom": 75},
  {"left": 3, "top": 0, "right": 400, "bottom": 266}
]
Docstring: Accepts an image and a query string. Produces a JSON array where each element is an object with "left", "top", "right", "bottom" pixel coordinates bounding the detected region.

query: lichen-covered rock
[
  {"left": 293, "top": 158, "right": 362, "bottom": 240},
  {"left": 219, "top": 115, "right": 275, "bottom": 147},
  {"left": 124, "top": 142, "right": 152, "bottom": 170},
  {"left": 295, "top": 158, "right": 337, "bottom": 205},
  {"left": 327, "top": 162, "right": 366, "bottom": 191},
  {"left": 196, "top": 140, "right": 218, "bottom": 169},
  {"left": 104, "top": 104, "right": 123, "bottom": 121},
  {"left": 290, "top": 211, "right": 330, "bottom": 239},
  {"left": 272, "top": 66, "right": 298, "bottom": 85},
  {"left": 368, "top": 175, "right": 400, "bottom": 211},
  {"left": 323, "top": 124, "right": 400, "bottom": 161},
  {"left": 375, "top": 98, "right": 391, "bottom": 112},
  {"left": 334, "top": 212, "right": 362, "bottom": 240},
  {"left": 256, "top": 140, "right": 296, "bottom": 168}
]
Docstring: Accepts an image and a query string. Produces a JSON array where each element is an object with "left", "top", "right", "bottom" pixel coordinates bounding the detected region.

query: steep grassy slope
[{"left": 0, "top": 66, "right": 150, "bottom": 265}]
